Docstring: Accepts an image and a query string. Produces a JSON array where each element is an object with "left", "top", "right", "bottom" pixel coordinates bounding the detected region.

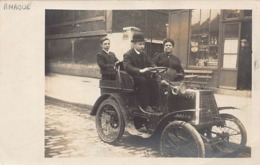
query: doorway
[{"left": 237, "top": 21, "right": 252, "bottom": 90}]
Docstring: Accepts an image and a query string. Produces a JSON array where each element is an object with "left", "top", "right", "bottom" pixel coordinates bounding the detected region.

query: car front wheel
[{"left": 160, "top": 120, "right": 205, "bottom": 157}]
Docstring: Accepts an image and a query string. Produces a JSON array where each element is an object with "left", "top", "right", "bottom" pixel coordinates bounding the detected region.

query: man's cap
[
  {"left": 241, "top": 39, "right": 248, "bottom": 42},
  {"left": 131, "top": 32, "right": 145, "bottom": 42}
]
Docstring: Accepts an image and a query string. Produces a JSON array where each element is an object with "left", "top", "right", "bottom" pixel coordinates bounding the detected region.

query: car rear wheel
[
  {"left": 160, "top": 121, "right": 205, "bottom": 157},
  {"left": 96, "top": 98, "right": 125, "bottom": 144}
]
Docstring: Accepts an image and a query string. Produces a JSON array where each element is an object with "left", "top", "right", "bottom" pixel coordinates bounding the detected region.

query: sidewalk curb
[{"left": 45, "top": 95, "right": 93, "bottom": 111}]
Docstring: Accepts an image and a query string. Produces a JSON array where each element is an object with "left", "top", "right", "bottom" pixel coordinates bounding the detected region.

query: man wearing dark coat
[
  {"left": 238, "top": 38, "right": 252, "bottom": 90},
  {"left": 123, "top": 32, "right": 158, "bottom": 112},
  {"left": 97, "top": 37, "right": 119, "bottom": 80}
]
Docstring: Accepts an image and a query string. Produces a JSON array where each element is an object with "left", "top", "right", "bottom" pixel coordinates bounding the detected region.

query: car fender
[
  {"left": 218, "top": 106, "right": 240, "bottom": 111},
  {"left": 90, "top": 93, "right": 130, "bottom": 125},
  {"left": 153, "top": 109, "right": 196, "bottom": 136},
  {"left": 90, "top": 94, "right": 110, "bottom": 115}
]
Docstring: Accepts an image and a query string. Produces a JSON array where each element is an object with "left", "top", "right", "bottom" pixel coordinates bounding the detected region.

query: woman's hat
[{"left": 131, "top": 33, "right": 145, "bottom": 42}]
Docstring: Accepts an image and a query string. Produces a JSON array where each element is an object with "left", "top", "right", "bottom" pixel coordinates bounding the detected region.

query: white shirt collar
[
  {"left": 103, "top": 49, "right": 109, "bottom": 54},
  {"left": 134, "top": 48, "right": 141, "bottom": 55}
]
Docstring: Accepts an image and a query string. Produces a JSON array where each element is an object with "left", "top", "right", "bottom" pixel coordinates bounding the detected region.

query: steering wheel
[{"left": 149, "top": 67, "right": 168, "bottom": 73}]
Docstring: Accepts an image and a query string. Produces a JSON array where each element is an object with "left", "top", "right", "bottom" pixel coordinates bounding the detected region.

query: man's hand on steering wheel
[
  {"left": 139, "top": 67, "right": 152, "bottom": 73},
  {"left": 148, "top": 67, "right": 168, "bottom": 73}
]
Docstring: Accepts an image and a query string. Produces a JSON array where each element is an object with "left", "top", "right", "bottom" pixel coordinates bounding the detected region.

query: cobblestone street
[
  {"left": 45, "top": 96, "right": 251, "bottom": 158},
  {"left": 45, "top": 97, "right": 160, "bottom": 158}
]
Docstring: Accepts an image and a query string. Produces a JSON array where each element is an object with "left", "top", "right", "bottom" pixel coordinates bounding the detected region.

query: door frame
[{"left": 218, "top": 21, "right": 241, "bottom": 89}]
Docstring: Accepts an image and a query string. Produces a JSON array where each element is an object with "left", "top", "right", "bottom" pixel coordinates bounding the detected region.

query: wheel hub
[
  {"left": 219, "top": 132, "right": 230, "bottom": 141},
  {"left": 110, "top": 113, "right": 119, "bottom": 128}
]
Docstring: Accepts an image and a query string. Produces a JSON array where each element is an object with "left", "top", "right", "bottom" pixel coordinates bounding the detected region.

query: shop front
[{"left": 168, "top": 9, "right": 252, "bottom": 90}]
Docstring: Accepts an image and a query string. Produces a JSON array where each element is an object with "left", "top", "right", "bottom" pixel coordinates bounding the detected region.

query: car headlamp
[
  {"left": 171, "top": 82, "right": 187, "bottom": 95},
  {"left": 179, "top": 82, "right": 187, "bottom": 94}
]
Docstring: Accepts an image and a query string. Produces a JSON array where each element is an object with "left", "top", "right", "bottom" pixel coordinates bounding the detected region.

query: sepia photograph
[
  {"left": 1, "top": 0, "right": 260, "bottom": 165},
  {"left": 45, "top": 9, "right": 252, "bottom": 158}
]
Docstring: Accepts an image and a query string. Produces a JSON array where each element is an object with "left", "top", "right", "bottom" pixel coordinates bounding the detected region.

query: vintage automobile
[{"left": 90, "top": 64, "right": 247, "bottom": 157}]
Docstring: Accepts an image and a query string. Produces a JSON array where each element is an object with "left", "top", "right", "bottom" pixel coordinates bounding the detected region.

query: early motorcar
[{"left": 90, "top": 63, "right": 247, "bottom": 157}]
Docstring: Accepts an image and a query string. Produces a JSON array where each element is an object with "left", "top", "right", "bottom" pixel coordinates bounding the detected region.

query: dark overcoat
[
  {"left": 96, "top": 50, "right": 118, "bottom": 75},
  {"left": 123, "top": 48, "right": 156, "bottom": 77},
  {"left": 153, "top": 52, "right": 184, "bottom": 73},
  {"left": 153, "top": 52, "right": 184, "bottom": 81}
]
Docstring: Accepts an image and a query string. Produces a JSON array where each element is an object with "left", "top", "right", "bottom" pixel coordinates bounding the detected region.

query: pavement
[{"left": 45, "top": 73, "right": 252, "bottom": 147}]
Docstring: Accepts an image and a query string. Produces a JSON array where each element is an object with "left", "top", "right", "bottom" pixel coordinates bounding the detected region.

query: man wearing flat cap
[
  {"left": 123, "top": 32, "right": 158, "bottom": 113},
  {"left": 97, "top": 37, "right": 119, "bottom": 80},
  {"left": 238, "top": 38, "right": 252, "bottom": 90}
]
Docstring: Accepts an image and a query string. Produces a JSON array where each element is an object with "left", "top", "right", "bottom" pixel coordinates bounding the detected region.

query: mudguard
[
  {"left": 218, "top": 106, "right": 240, "bottom": 111},
  {"left": 152, "top": 109, "right": 196, "bottom": 136},
  {"left": 90, "top": 93, "right": 131, "bottom": 126}
]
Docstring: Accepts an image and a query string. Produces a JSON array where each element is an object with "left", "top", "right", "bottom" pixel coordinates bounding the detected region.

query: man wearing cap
[
  {"left": 238, "top": 38, "right": 252, "bottom": 90},
  {"left": 97, "top": 37, "right": 119, "bottom": 80},
  {"left": 123, "top": 32, "right": 158, "bottom": 113}
]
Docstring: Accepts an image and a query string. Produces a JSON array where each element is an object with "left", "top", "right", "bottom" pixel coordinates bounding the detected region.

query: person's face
[
  {"left": 134, "top": 42, "right": 145, "bottom": 53},
  {"left": 164, "top": 42, "right": 173, "bottom": 53},
  {"left": 101, "top": 40, "right": 110, "bottom": 51},
  {"left": 241, "top": 40, "right": 248, "bottom": 48}
]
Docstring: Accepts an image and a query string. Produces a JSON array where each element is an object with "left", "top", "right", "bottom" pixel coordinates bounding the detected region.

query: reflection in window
[
  {"left": 191, "top": 10, "right": 200, "bottom": 34},
  {"left": 189, "top": 10, "right": 220, "bottom": 68},
  {"left": 224, "top": 23, "right": 239, "bottom": 38},
  {"left": 200, "top": 10, "right": 210, "bottom": 34},
  {"left": 244, "top": 10, "right": 252, "bottom": 17},
  {"left": 223, "top": 10, "right": 241, "bottom": 19},
  {"left": 200, "top": 10, "right": 210, "bottom": 45}
]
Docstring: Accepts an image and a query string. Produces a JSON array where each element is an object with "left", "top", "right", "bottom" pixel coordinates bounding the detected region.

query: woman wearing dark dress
[
  {"left": 153, "top": 38, "right": 185, "bottom": 112},
  {"left": 153, "top": 38, "right": 184, "bottom": 82}
]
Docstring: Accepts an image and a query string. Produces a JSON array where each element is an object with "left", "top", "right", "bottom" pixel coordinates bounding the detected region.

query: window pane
[
  {"left": 210, "top": 10, "right": 220, "bottom": 45},
  {"left": 224, "top": 39, "right": 238, "bottom": 54},
  {"left": 224, "top": 24, "right": 239, "bottom": 38},
  {"left": 191, "top": 10, "right": 200, "bottom": 35},
  {"left": 189, "top": 9, "right": 219, "bottom": 68},
  {"left": 200, "top": 10, "right": 210, "bottom": 45},
  {"left": 223, "top": 10, "right": 241, "bottom": 19},
  {"left": 200, "top": 10, "right": 210, "bottom": 34},
  {"left": 189, "top": 10, "right": 200, "bottom": 66},
  {"left": 223, "top": 55, "right": 237, "bottom": 68},
  {"left": 208, "top": 47, "right": 219, "bottom": 67},
  {"left": 244, "top": 10, "right": 252, "bottom": 17}
]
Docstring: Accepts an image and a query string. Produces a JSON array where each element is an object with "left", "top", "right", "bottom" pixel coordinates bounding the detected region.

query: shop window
[{"left": 189, "top": 10, "right": 220, "bottom": 68}]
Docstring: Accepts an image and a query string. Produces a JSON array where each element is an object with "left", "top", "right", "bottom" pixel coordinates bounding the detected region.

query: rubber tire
[
  {"left": 214, "top": 113, "right": 247, "bottom": 154},
  {"left": 96, "top": 98, "right": 125, "bottom": 144},
  {"left": 160, "top": 121, "right": 205, "bottom": 157}
]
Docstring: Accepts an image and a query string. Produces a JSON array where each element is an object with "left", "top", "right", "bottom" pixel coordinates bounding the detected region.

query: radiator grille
[{"left": 199, "top": 91, "right": 220, "bottom": 121}]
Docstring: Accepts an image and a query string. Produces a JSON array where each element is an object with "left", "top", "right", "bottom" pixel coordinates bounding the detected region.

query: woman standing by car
[{"left": 153, "top": 38, "right": 184, "bottom": 81}]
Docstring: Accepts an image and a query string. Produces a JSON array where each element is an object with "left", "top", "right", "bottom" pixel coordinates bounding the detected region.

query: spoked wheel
[
  {"left": 96, "top": 99, "right": 125, "bottom": 144},
  {"left": 160, "top": 121, "right": 205, "bottom": 157},
  {"left": 209, "top": 114, "right": 247, "bottom": 154}
]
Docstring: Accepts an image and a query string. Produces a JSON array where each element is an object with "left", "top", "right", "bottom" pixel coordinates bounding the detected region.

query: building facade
[
  {"left": 45, "top": 10, "right": 168, "bottom": 77},
  {"left": 45, "top": 9, "right": 252, "bottom": 91},
  {"left": 168, "top": 9, "right": 252, "bottom": 90}
]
